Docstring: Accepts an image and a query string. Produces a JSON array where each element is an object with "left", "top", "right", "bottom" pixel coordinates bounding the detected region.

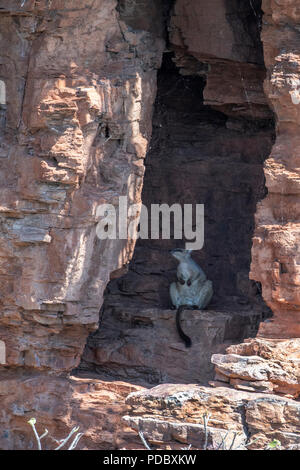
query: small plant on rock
[{"left": 28, "top": 418, "right": 84, "bottom": 450}]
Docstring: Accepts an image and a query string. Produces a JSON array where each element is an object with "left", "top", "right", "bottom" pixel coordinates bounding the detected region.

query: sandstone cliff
[{"left": 0, "top": 0, "right": 299, "bottom": 451}]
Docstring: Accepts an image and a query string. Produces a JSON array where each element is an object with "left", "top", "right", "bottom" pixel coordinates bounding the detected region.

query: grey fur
[{"left": 170, "top": 249, "right": 213, "bottom": 309}]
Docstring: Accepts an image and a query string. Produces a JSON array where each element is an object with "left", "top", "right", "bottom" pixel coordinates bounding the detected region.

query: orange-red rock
[
  {"left": 0, "top": 0, "right": 165, "bottom": 372},
  {"left": 0, "top": 371, "right": 143, "bottom": 450},
  {"left": 0, "top": 0, "right": 299, "bottom": 453},
  {"left": 250, "top": 0, "right": 300, "bottom": 338},
  {"left": 124, "top": 383, "right": 300, "bottom": 450},
  {"left": 212, "top": 338, "right": 300, "bottom": 398}
]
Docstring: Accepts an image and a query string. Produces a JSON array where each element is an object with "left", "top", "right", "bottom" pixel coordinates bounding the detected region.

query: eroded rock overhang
[{"left": 0, "top": 0, "right": 299, "bottom": 451}]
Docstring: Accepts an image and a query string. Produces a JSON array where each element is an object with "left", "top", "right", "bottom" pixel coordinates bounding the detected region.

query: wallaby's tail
[{"left": 176, "top": 305, "right": 192, "bottom": 348}]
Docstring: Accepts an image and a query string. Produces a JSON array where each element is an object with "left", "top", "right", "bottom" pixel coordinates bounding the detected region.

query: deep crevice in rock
[{"left": 74, "top": 0, "right": 276, "bottom": 387}]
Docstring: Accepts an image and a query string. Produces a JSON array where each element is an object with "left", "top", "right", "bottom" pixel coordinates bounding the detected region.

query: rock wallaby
[{"left": 170, "top": 249, "right": 213, "bottom": 347}]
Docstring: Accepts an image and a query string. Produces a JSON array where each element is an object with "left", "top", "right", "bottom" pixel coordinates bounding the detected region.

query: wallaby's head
[{"left": 170, "top": 248, "right": 192, "bottom": 262}]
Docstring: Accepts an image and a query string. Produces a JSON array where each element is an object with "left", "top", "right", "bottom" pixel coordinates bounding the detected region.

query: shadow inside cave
[{"left": 73, "top": 1, "right": 275, "bottom": 387}]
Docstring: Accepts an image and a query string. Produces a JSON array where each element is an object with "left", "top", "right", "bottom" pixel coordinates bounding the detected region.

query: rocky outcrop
[
  {"left": 79, "top": 0, "right": 275, "bottom": 385},
  {"left": 0, "top": 0, "right": 165, "bottom": 371},
  {"left": 3, "top": 371, "right": 298, "bottom": 450},
  {"left": 211, "top": 338, "right": 300, "bottom": 398},
  {"left": 169, "top": 0, "right": 269, "bottom": 120},
  {"left": 79, "top": 308, "right": 263, "bottom": 384},
  {"left": 0, "top": 0, "right": 299, "bottom": 452},
  {"left": 203, "top": 0, "right": 300, "bottom": 411},
  {"left": 0, "top": 0, "right": 167, "bottom": 450},
  {"left": 250, "top": 0, "right": 300, "bottom": 338},
  {"left": 124, "top": 383, "right": 300, "bottom": 450},
  {"left": 0, "top": 371, "right": 143, "bottom": 450}
]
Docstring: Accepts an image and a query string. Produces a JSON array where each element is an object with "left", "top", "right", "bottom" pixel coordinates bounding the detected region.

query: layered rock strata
[
  {"left": 250, "top": 0, "right": 300, "bottom": 338},
  {"left": 0, "top": 0, "right": 165, "bottom": 371},
  {"left": 80, "top": 0, "right": 275, "bottom": 385},
  {"left": 79, "top": 308, "right": 263, "bottom": 384},
  {"left": 0, "top": 0, "right": 299, "bottom": 452},
  {"left": 212, "top": 337, "right": 300, "bottom": 398},
  {"left": 124, "top": 383, "right": 300, "bottom": 450},
  {"left": 0, "top": 371, "right": 143, "bottom": 450}
]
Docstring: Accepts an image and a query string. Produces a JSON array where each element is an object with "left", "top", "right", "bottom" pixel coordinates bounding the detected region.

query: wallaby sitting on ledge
[{"left": 170, "top": 249, "right": 213, "bottom": 348}]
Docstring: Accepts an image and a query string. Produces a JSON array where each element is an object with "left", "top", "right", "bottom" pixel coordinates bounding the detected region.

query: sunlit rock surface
[{"left": 0, "top": 0, "right": 299, "bottom": 451}]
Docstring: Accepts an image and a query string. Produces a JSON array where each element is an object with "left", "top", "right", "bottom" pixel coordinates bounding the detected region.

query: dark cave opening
[
  {"left": 99, "top": 53, "right": 274, "bottom": 312},
  {"left": 75, "top": 1, "right": 276, "bottom": 386}
]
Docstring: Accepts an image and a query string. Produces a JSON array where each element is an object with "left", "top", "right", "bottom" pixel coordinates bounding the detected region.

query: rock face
[
  {"left": 0, "top": 0, "right": 165, "bottom": 371},
  {"left": 250, "top": 0, "right": 300, "bottom": 338},
  {"left": 79, "top": 0, "right": 275, "bottom": 384},
  {"left": 79, "top": 308, "right": 263, "bottom": 385},
  {"left": 169, "top": 0, "right": 269, "bottom": 119},
  {"left": 97, "top": 0, "right": 274, "bottom": 312},
  {"left": 170, "top": 0, "right": 263, "bottom": 64},
  {"left": 93, "top": 58, "right": 274, "bottom": 312},
  {"left": 0, "top": 0, "right": 299, "bottom": 452},
  {"left": 212, "top": 338, "right": 300, "bottom": 398},
  {"left": 124, "top": 383, "right": 300, "bottom": 450},
  {"left": 0, "top": 371, "right": 143, "bottom": 450}
]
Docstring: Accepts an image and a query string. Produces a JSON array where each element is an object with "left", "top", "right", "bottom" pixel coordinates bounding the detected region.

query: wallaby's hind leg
[{"left": 196, "top": 280, "right": 213, "bottom": 309}]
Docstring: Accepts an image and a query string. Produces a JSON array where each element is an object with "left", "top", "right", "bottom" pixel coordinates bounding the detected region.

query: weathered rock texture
[
  {"left": 0, "top": 371, "right": 143, "bottom": 450},
  {"left": 80, "top": 0, "right": 276, "bottom": 385},
  {"left": 169, "top": 0, "right": 268, "bottom": 119},
  {"left": 79, "top": 308, "right": 263, "bottom": 385},
  {"left": 93, "top": 57, "right": 274, "bottom": 312},
  {"left": 250, "top": 0, "right": 300, "bottom": 338},
  {"left": 2, "top": 373, "right": 298, "bottom": 451},
  {"left": 0, "top": 0, "right": 299, "bottom": 452},
  {"left": 212, "top": 338, "right": 300, "bottom": 398},
  {"left": 0, "top": 0, "right": 165, "bottom": 371},
  {"left": 124, "top": 383, "right": 300, "bottom": 450},
  {"left": 201, "top": 0, "right": 300, "bottom": 423}
]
